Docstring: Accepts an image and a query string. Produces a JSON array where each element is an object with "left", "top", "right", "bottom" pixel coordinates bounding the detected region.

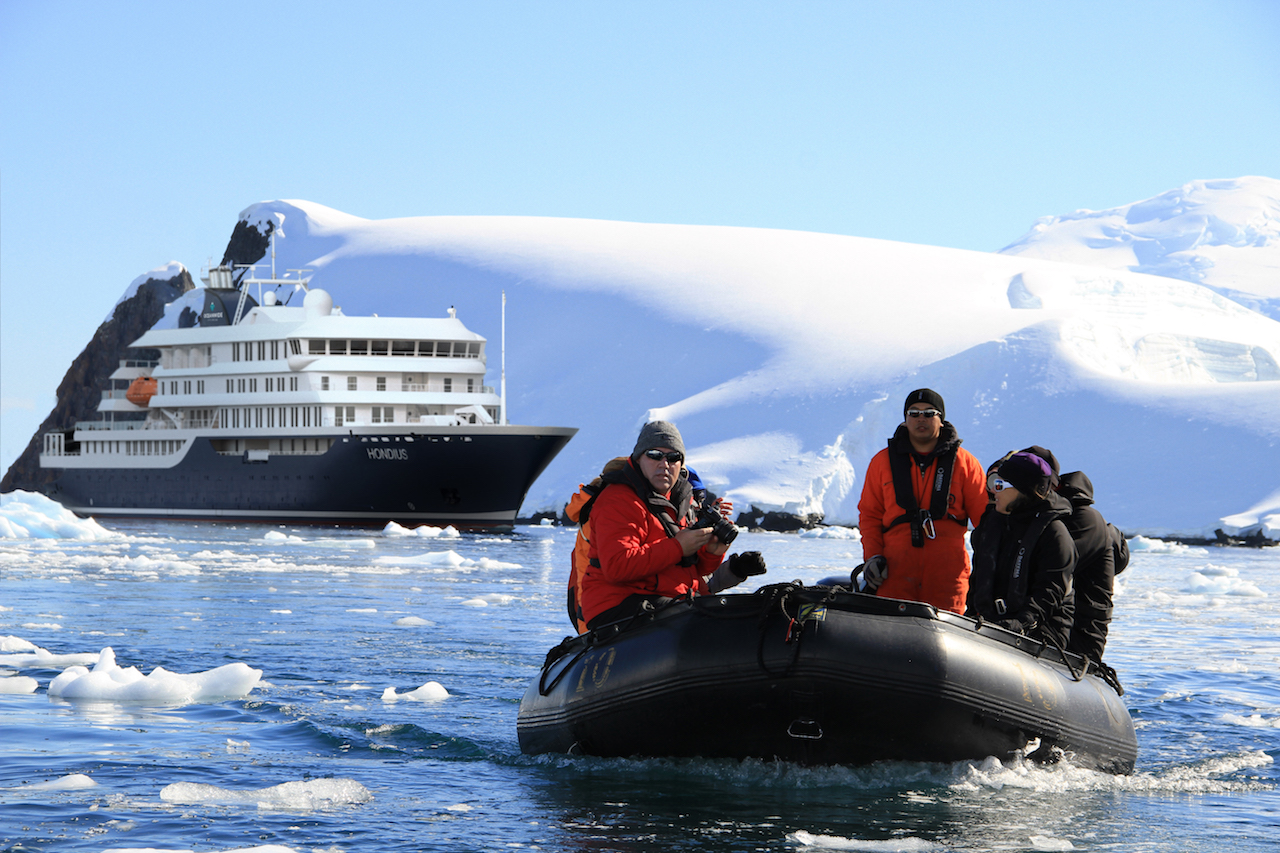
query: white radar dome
[
  {"left": 303, "top": 288, "right": 333, "bottom": 318},
  {"left": 262, "top": 291, "right": 278, "bottom": 306}
]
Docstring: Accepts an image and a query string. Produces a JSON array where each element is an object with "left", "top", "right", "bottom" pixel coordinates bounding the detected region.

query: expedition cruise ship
[{"left": 39, "top": 262, "right": 576, "bottom": 528}]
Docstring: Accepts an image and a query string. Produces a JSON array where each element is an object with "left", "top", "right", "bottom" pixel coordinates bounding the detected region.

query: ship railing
[
  {"left": 43, "top": 433, "right": 67, "bottom": 456},
  {"left": 74, "top": 420, "right": 151, "bottom": 432},
  {"left": 401, "top": 382, "right": 495, "bottom": 394}
]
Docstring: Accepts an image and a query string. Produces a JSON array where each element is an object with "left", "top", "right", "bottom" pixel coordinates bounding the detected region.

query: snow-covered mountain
[{"left": 146, "top": 180, "right": 1280, "bottom": 538}]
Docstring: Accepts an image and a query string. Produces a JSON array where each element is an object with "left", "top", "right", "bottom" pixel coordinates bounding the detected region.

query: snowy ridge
[
  {"left": 1000, "top": 177, "right": 1280, "bottom": 318},
  {"left": 121, "top": 187, "right": 1280, "bottom": 536}
]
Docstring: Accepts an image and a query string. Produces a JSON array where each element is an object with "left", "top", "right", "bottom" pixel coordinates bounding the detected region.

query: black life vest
[
  {"left": 970, "top": 508, "right": 1057, "bottom": 620},
  {"left": 886, "top": 440, "right": 960, "bottom": 548}
]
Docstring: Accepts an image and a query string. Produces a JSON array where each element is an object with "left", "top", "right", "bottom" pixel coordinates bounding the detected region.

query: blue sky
[{"left": 2, "top": 0, "right": 1279, "bottom": 471}]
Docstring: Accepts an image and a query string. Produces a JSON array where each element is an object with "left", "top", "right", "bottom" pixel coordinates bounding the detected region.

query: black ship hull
[{"left": 43, "top": 426, "right": 575, "bottom": 528}]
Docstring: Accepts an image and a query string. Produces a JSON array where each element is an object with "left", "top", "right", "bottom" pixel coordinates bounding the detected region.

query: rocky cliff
[{"left": 0, "top": 269, "right": 195, "bottom": 494}]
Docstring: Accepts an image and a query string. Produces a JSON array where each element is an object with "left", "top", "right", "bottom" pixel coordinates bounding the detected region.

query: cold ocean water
[{"left": 0, "top": 516, "right": 1277, "bottom": 852}]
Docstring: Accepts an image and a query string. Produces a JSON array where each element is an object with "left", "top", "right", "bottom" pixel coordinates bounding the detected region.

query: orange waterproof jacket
[
  {"left": 580, "top": 473, "right": 721, "bottom": 626},
  {"left": 858, "top": 425, "right": 988, "bottom": 613}
]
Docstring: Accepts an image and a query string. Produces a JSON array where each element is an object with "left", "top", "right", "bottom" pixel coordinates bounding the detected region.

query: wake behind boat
[
  {"left": 38, "top": 257, "right": 575, "bottom": 528},
  {"left": 518, "top": 581, "right": 1137, "bottom": 772}
]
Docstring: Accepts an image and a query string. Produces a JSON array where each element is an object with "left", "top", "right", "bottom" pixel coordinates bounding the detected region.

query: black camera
[{"left": 692, "top": 502, "right": 739, "bottom": 545}]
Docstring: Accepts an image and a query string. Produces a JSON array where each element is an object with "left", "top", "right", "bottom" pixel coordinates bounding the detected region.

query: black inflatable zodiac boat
[{"left": 517, "top": 582, "right": 1136, "bottom": 773}]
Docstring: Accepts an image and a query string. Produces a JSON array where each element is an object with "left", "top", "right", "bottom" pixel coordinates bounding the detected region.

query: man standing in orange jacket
[{"left": 857, "top": 389, "right": 989, "bottom": 613}]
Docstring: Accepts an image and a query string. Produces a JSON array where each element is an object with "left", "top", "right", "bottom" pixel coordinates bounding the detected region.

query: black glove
[
  {"left": 861, "top": 555, "right": 888, "bottom": 590},
  {"left": 728, "top": 551, "right": 766, "bottom": 579},
  {"left": 998, "top": 616, "right": 1037, "bottom": 636}
]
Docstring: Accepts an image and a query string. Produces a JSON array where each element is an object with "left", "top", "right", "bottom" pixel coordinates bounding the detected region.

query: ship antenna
[{"left": 500, "top": 290, "right": 508, "bottom": 425}]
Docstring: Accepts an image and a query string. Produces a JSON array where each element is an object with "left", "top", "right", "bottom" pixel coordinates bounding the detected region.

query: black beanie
[
  {"left": 998, "top": 451, "right": 1054, "bottom": 498},
  {"left": 903, "top": 388, "right": 945, "bottom": 420},
  {"left": 632, "top": 420, "right": 686, "bottom": 461}
]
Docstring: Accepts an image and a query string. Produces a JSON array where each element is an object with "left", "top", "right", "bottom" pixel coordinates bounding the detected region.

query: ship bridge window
[
  {"left": 418, "top": 341, "right": 434, "bottom": 356},
  {"left": 290, "top": 339, "right": 301, "bottom": 355},
  {"left": 392, "top": 340, "right": 414, "bottom": 356},
  {"left": 330, "top": 339, "right": 347, "bottom": 355},
  {"left": 349, "top": 340, "right": 368, "bottom": 355},
  {"left": 371, "top": 340, "right": 389, "bottom": 356},
  {"left": 436, "top": 341, "right": 452, "bottom": 357},
  {"left": 309, "top": 339, "right": 325, "bottom": 355}
]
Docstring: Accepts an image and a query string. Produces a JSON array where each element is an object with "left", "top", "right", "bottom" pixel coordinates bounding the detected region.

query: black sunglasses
[
  {"left": 643, "top": 449, "right": 684, "bottom": 464},
  {"left": 906, "top": 409, "right": 941, "bottom": 419}
]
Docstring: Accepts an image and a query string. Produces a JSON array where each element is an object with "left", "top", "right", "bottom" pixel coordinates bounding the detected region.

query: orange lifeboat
[{"left": 125, "top": 377, "right": 157, "bottom": 407}]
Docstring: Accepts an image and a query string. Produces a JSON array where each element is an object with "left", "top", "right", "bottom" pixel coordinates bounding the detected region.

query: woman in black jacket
[{"left": 967, "top": 450, "right": 1077, "bottom": 647}]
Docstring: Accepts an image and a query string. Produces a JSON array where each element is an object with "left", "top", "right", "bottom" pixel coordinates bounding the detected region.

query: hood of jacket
[{"left": 1057, "top": 470, "right": 1095, "bottom": 507}]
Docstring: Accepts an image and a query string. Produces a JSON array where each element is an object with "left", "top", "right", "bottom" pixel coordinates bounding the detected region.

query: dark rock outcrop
[
  {"left": 221, "top": 219, "right": 272, "bottom": 268},
  {"left": 1, "top": 269, "right": 195, "bottom": 494},
  {"left": 737, "top": 504, "right": 824, "bottom": 532}
]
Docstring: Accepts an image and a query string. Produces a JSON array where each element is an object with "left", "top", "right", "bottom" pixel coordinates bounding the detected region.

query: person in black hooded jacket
[
  {"left": 967, "top": 450, "right": 1076, "bottom": 647},
  {"left": 1056, "top": 471, "right": 1115, "bottom": 664}
]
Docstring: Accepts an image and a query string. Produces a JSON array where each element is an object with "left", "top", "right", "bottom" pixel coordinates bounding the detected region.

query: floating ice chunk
[
  {"left": 393, "top": 616, "right": 433, "bottom": 626},
  {"left": 0, "top": 491, "right": 119, "bottom": 540},
  {"left": 27, "top": 773, "right": 97, "bottom": 791},
  {"left": 789, "top": 830, "right": 942, "bottom": 850},
  {"left": 160, "top": 777, "right": 373, "bottom": 809},
  {"left": 0, "top": 637, "right": 100, "bottom": 668},
  {"left": 1186, "top": 566, "right": 1265, "bottom": 597},
  {"left": 381, "top": 681, "right": 449, "bottom": 702},
  {"left": 799, "top": 525, "right": 861, "bottom": 540},
  {"left": 1030, "top": 836, "right": 1074, "bottom": 851},
  {"left": 264, "top": 530, "right": 375, "bottom": 548},
  {"left": 474, "top": 557, "right": 520, "bottom": 570},
  {"left": 0, "top": 675, "right": 38, "bottom": 694},
  {"left": 461, "top": 593, "right": 514, "bottom": 607},
  {"left": 382, "top": 521, "right": 461, "bottom": 538},
  {"left": 1128, "top": 536, "right": 1188, "bottom": 553},
  {"left": 47, "top": 647, "right": 262, "bottom": 704},
  {"left": 374, "top": 550, "right": 521, "bottom": 570}
]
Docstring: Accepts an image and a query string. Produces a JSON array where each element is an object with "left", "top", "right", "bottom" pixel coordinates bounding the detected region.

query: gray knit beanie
[{"left": 632, "top": 420, "right": 686, "bottom": 461}]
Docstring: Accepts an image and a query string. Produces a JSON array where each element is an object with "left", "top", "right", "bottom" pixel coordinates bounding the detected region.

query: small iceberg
[{"left": 48, "top": 647, "right": 262, "bottom": 704}]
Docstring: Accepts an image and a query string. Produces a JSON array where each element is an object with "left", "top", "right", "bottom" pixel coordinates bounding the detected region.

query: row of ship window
[
  {"left": 224, "top": 340, "right": 484, "bottom": 361},
  {"left": 156, "top": 376, "right": 478, "bottom": 394},
  {"left": 303, "top": 339, "right": 483, "bottom": 358}
]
